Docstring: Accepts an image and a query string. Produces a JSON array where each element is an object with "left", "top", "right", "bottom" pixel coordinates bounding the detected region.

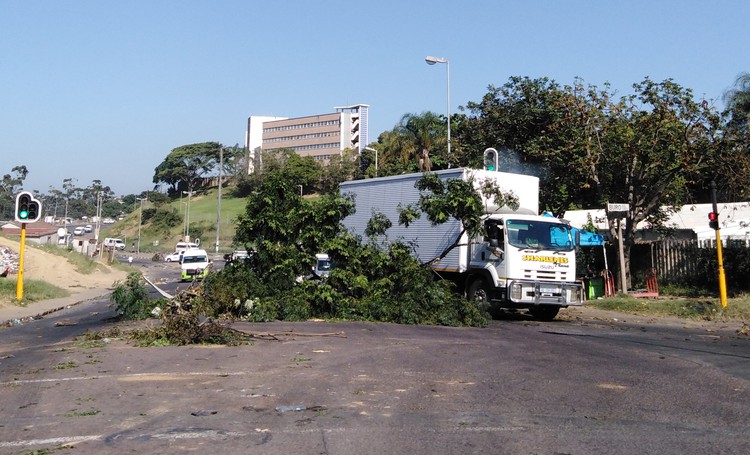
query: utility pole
[{"left": 215, "top": 147, "right": 223, "bottom": 253}]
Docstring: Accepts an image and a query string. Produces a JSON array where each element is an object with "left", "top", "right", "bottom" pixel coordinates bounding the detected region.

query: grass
[
  {"left": 585, "top": 294, "right": 750, "bottom": 321},
  {"left": 109, "top": 187, "right": 248, "bottom": 254},
  {"left": 34, "top": 243, "right": 106, "bottom": 274},
  {"left": 63, "top": 409, "right": 100, "bottom": 417},
  {"left": 0, "top": 278, "right": 69, "bottom": 306}
]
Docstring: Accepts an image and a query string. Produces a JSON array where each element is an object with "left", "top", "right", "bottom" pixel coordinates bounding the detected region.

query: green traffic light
[{"left": 19, "top": 210, "right": 29, "bottom": 219}]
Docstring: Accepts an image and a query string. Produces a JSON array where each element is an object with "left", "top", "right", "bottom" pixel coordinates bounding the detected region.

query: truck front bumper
[{"left": 507, "top": 279, "right": 583, "bottom": 306}]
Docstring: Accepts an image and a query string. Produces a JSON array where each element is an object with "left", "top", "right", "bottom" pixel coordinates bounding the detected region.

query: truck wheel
[
  {"left": 529, "top": 305, "right": 560, "bottom": 321},
  {"left": 467, "top": 279, "right": 492, "bottom": 315}
]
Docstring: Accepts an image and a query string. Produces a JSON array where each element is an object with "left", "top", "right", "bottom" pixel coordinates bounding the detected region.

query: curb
[{"left": 1, "top": 289, "right": 114, "bottom": 328}]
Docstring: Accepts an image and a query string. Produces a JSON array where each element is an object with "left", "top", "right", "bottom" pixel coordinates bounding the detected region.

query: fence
[{"left": 631, "top": 239, "right": 750, "bottom": 292}]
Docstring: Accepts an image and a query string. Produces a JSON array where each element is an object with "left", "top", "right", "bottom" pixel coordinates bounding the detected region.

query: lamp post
[
  {"left": 136, "top": 197, "right": 147, "bottom": 254},
  {"left": 182, "top": 190, "right": 193, "bottom": 242},
  {"left": 363, "top": 146, "right": 379, "bottom": 177},
  {"left": 425, "top": 55, "right": 451, "bottom": 167}
]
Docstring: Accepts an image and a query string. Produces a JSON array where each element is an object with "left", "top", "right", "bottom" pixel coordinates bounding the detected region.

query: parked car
[{"left": 164, "top": 251, "right": 183, "bottom": 263}]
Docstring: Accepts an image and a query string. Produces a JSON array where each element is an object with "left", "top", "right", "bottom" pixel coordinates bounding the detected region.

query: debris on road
[
  {"left": 275, "top": 405, "right": 306, "bottom": 413},
  {"left": 54, "top": 319, "right": 78, "bottom": 327}
]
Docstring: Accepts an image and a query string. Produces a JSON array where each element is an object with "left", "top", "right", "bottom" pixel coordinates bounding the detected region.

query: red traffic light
[{"left": 708, "top": 211, "right": 719, "bottom": 230}]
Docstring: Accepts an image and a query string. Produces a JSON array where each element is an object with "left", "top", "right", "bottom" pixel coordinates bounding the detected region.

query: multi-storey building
[{"left": 245, "top": 104, "right": 369, "bottom": 173}]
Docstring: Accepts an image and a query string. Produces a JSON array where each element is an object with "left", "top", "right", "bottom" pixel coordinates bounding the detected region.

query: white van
[
  {"left": 103, "top": 238, "right": 126, "bottom": 250},
  {"left": 180, "top": 249, "right": 210, "bottom": 281},
  {"left": 175, "top": 242, "right": 200, "bottom": 253}
]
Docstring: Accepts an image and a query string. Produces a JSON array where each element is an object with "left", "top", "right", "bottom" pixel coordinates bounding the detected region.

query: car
[
  {"left": 164, "top": 251, "right": 183, "bottom": 263},
  {"left": 73, "top": 226, "right": 84, "bottom": 236},
  {"left": 84, "top": 224, "right": 93, "bottom": 233}
]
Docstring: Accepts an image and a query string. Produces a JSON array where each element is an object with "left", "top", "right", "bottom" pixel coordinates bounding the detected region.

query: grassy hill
[{"left": 108, "top": 187, "right": 248, "bottom": 254}]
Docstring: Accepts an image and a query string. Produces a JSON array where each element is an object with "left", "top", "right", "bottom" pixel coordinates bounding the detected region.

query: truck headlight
[{"left": 510, "top": 282, "right": 522, "bottom": 301}]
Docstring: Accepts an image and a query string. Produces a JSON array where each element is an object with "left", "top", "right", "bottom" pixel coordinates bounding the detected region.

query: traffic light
[
  {"left": 483, "top": 147, "right": 498, "bottom": 171},
  {"left": 708, "top": 211, "right": 719, "bottom": 230},
  {"left": 15, "top": 191, "right": 41, "bottom": 223}
]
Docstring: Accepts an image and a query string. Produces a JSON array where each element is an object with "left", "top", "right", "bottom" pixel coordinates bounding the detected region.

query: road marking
[
  {"left": 0, "top": 430, "right": 247, "bottom": 448},
  {"left": 1, "top": 370, "right": 250, "bottom": 386}
]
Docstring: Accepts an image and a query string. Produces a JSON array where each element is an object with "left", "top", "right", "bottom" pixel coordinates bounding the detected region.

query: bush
[
  {"left": 110, "top": 272, "right": 160, "bottom": 320},
  {"left": 197, "top": 237, "right": 488, "bottom": 327}
]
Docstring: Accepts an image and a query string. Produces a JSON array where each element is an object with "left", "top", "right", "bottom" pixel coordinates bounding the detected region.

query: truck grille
[{"left": 523, "top": 269, "right": 572, "bottom": 281}]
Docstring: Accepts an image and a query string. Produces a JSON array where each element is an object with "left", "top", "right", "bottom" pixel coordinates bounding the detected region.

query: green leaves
[{"left": 153, "top": 141, "right": 223, "bottom": 192}]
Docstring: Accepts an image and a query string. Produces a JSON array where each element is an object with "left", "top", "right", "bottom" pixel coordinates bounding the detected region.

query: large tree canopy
[
  {"left": 458, "top": 76, "right": 742, "bottom": 287},
  {"left": 0, "top": 165, "right": 29, "bottom": 219},
  {"left": 153, "top": 141, "right": 223, "bottom": 193}
]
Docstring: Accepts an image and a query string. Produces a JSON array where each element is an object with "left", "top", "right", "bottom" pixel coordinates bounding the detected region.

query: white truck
[{"left": 339, "top": 168, "right": 583, "bottom": 320}]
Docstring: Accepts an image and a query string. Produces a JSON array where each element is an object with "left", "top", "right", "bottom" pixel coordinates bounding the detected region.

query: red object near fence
[
  {"left": 631, "top": 268, "right": 659, "bottom": 298},
  {"left": 602, "top": 269, "right": 616, "bottom": 297}
]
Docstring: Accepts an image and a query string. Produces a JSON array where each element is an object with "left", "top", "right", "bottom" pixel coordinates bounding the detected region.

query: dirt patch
[{"left": 0, "top": 237, "right": 126, "bottom": 306}]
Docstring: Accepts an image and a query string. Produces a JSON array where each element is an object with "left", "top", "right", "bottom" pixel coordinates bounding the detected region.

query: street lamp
[
  {"left": 136, "top": 197, "right": 147, "bottom": 253},
  {"left": 425, "top": 55, "right": 451, "bottom": 167},
  {"left": 182, "top": 191, "right": 193, "bottom": 242},
  {"left": 363, "top": 146, "right": 379, "bottom": 177}
]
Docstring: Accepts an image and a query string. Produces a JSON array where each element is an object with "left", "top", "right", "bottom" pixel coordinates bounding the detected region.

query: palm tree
[
  {"left": 391, "top": 112, "right": 447, "bottom": 167},
  {"left": 723, "top": 72, "right": 750, "bottom": 132}
]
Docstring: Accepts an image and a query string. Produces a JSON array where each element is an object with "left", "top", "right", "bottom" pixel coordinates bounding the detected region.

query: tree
[
  {"left": 0, "top": 165, "right": 28, "bottom": 219},
  {"left": 153, "top": 142, "right": 223, "bottom": 194},
  {"left": 723, "top": 72, "right": 750, "bottom": 133},
  {"left": 320, "top": 148, "right": 359, "bottom": 192},
  {"left": 375, "top": 112, "right": 447, "bottom": 174},
  {"left": 461, "top": 77, "right": 731, "bottom": 288},
  {"left": 208, "top": 161, "right": 486, "bottom": 326}
]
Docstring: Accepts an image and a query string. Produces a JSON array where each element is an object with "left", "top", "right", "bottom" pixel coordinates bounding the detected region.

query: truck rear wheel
[
  {"left": 529, "top": 305, "right": 560, "bottom": 321},
  {"left": 467, "top": 279, "right": 492, "bottom": 315}
]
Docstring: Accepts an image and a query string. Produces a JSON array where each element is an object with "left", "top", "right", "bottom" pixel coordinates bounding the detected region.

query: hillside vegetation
[{"left": 107, "top": 187, "right": 248, "bottom": 254}]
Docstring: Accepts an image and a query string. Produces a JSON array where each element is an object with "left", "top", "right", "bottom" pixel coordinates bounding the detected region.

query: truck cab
[{"left": 468, "top": 214, "right": 582, "bottom": 320}]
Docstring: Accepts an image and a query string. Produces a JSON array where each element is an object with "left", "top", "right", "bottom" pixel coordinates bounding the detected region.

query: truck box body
[
  {"left": 340, "top": 168, "right": 539, "bottom": 273},
  {"left": 340, "top": 168, "right": 582, "bottom": 319}
]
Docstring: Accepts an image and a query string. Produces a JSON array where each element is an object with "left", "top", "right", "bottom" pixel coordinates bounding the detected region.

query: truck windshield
[
  {"left": 183, "top": 255, "right": 207, "bottom": 264},
  {"left": 506, "top": 220, "right": 573, "bottom": 252}
]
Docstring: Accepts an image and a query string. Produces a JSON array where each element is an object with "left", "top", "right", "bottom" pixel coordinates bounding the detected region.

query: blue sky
[{"left": 1, "top": 0, "right": 748, "bottom": 196}]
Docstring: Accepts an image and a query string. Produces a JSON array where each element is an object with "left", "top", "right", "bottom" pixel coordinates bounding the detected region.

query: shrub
[{"left": 110, "top": 272, "right": 160, "bottom": 320}]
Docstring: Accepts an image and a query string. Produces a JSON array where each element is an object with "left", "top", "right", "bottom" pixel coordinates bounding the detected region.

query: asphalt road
[{"left": 0, "top": 260, "right": 749, "bottom": 454}]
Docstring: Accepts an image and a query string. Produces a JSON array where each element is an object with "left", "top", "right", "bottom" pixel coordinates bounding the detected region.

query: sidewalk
[{"left": 0, "top": 287, "right": 115, "bottom": 326}]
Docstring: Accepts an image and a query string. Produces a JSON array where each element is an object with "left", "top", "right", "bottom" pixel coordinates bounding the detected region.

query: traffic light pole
[
  {"left": 16, "top": 223, "right": 26, "bottom": 301},
  {"left": 711, "top": 181, "right": 727, "bottom": 308}
]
